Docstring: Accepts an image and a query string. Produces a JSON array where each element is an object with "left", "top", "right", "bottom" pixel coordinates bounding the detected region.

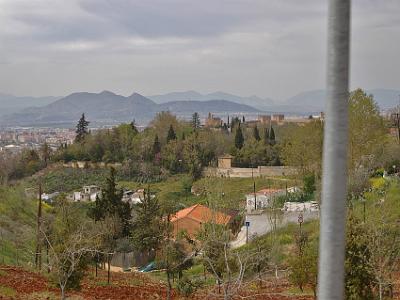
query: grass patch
[
  {"left": 284, "top": 285, "right": 315, "bottom": 296},
  {"left": 0, "top": 285, "right": 16, "bottom": 297}
]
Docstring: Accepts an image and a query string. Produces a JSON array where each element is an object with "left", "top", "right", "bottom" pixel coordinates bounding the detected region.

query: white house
[
  {"left": 122, "top": 190, "right": 142, "bottom": 205},
  {"left": 41, "top": 192, "right": 60, "bottom": 204},
  {"left": 72, "top": 185, "right": 100, "bottom": 202},
  {"left": 245, "top": 187, "right": 301, "bottom": 213}
]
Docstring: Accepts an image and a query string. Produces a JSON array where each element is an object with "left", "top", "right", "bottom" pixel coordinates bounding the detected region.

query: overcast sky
[{"left": 0, "top": 0, "right": 399, "bottom": 101}]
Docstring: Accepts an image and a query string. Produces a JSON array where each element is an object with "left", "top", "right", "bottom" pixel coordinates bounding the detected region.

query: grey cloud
[{"left": 0, "top": 0, "right": 398, "bottom": 100}]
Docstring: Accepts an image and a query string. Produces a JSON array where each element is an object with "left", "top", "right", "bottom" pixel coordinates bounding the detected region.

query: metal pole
[
  {"left": 246, "top": 224, "right": 249, "bottom": 244},
  {"left": 318, "top": 0, "right": 351, "bottom": 299},
  {"left": 35, "top": 183, "right": 42, "bottom": 270},
  {"left": 252, "top": 162, "right": 257, "bottom": 210}
]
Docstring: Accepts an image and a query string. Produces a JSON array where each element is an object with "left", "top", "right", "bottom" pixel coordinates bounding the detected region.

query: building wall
[
  {"left": 204, "top": 166, "right": 298, "bottom": 178},
  {"left": 218, "top": 158, "right": 232, "bottom": 169},
  {"left": 173, "top": 217, "right": 201, "bottom": 238}
]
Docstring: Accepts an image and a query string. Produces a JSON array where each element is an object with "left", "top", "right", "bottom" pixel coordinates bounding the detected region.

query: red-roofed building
[{"left": 171, "top": 204, "right": 236, "bottom": 238}]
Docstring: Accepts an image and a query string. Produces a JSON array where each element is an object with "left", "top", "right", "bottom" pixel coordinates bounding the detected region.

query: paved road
[{"left": 231, "top": 211, "right": 319, "bottom": 248}]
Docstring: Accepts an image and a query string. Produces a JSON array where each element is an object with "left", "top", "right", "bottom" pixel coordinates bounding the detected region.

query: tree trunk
[
  {"left": 107, "top": 254, "right": 111, "bottom": 284},
  {"left": 60, "top": 286, "right": 65, "bottom": 300},
  {"left": 166, "top": 271, "right": 172, "bottom": 300},
  {"left": 95, "top": 253, "right": 98, "bottom": 277},
  {"left": 379, "top": 282, "right": 383, "bottom": 300}
]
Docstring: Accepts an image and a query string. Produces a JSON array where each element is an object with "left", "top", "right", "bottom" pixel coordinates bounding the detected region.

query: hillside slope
[{"left": 0, "top": 186, "right": 36, "bottom": 264}]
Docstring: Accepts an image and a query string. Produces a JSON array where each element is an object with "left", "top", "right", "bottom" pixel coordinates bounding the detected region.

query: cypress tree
[
  {"left": 167, "top": 125, "right": 177, "bottom": 142},
  {"left": 192, "top": 112, "right": 200, "bottom": 129},
  {"left": 234, "top": 124, "right": 244, "bottom": 149},
  {"left": 264, "top": 128, "right": 270, "bottom": 144},
  {"left": 269, "top": 127, "right": 276, "bottom": 145},
  {"left": 153, "top": 134, "right": 161, "bottom": 155},
  {"left": 75, "top": 113, "right": 89, "bottom": 143},
  {"left": 89, "top": 167, "right": 131, "bottom": 236},
  {"left": 253, "top": 125, "right": 261, "bottom": 141},
  {"left": 130, "top": 119, "right": 139, "bottom": 135}
]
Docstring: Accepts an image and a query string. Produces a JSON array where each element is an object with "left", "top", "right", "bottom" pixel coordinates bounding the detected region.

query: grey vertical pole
[{"left": 318, "top": 0, "right": 351, "bottom": 299}]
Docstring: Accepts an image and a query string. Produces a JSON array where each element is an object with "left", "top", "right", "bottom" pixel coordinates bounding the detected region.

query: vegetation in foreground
[{"left": 0, "top": 89, "right": 400, "bottom": 299}]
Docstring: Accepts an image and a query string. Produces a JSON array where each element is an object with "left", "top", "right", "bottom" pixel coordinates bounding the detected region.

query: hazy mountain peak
[{"left": 99, "top": 90, "right": 117, "bottom": 96}]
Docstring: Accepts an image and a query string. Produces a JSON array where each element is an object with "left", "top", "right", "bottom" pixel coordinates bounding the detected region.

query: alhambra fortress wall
[
  {"left": 204, "top": 166, "right": 298, "bottom": 178},
  {"left": 62, "top": 161, "right": 123, "bottom": 169}
]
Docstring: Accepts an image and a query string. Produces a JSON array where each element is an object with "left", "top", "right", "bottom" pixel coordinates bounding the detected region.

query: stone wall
[
  {"left": 62, "top": 161, "right": 123, "bottom": 169},
  {"left": 204, "top": 166, "right": 298, "bottom": 178}
]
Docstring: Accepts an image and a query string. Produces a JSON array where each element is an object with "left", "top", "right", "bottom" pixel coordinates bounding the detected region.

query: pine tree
[
  {"left": 269, "top": 127, "right": 276, "bottom": 145},
  {"left": 75, "top": 113, "right": 89, "bottom": 143},
  {"left": 153, "top": 134, "right": 161, "bottom": 155},
  {"left": 234, "top": 124, "right": 244, "bottom": 149},
  {"left": 89, "top": 167, "right": 131, "bottom": 236},
  {"left": 192, "top": 112, "right": 201, "bottom": 129},
  {"left": 40, "top": 142, "right": 51, "bottom": 165},
  {"left": 231, "top": 117, "right": 240, "bottom": 131},
  {"left": 130, "top": 119, "right": 139, "bottom": 135},
  {"left": 167, "top": 125, "right": 177, "bottom": 142},
  {"left": 131, "top": 187, "right": 162, "bottom": 254},
  {"left": 253, "top": 126, "right": 261, "bottom": 141},
  {"left": 264, "top": 128, "right": 270, "bottom": 144}
]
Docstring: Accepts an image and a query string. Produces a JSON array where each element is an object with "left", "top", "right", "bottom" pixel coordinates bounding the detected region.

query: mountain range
[
  {"left": 0, "top": 88, "right": 399, "bottom": 126},
  {"left": 1, "top": 91, "right": 259, "bottom": 126},
  {"left": 0, "top": 93, "right": 60, "bottom": 117},
  {"left": 148, "top": 91, "right": 274, "bottom": 111}
]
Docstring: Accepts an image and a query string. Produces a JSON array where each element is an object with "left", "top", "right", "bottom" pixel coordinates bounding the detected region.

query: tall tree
[
  {"left": 75, "top": 113, "right": 90, "bottom": 143},
  {"left": 89, "top": 168, "right": 131, "bottom": 236},
  {"left": 253, "top": 126, "right": 261, "bottom": 141},
  {"left": 192, "top": 112, "right": 201, "bottom": 130},
  {"left": 269, "top": 127, "right": 276, "bottom": 145},
  {"left": 40, "top": 142, "right": 51, "bottom": 165},
  {"left": 130, "top": 119, "right": 139, "bottom": 135},
  {"left": 152, "top": 134, "right": 161, "bottom": 156},
  {"left": 131, "top": 187, "right": 162, "bottom": 257},
  {"left": 167, "top": 125, "right": 177, "bottom": 142},
  {"left": 348, "top": 89, "right": 386, "bottom": 168},
  {"left": 234, "top": 124, "right": 244, "bottom": 149},
  {"left": 264, "top": 127, "right": 270, "bottom": 144}
]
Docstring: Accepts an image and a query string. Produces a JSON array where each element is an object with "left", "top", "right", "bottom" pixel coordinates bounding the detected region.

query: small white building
[
  {"left": 72, "top": 185, "right": 100, "bottom": 202},
  {"left": 41, "top": 192, "right": 60, "bottom": 204},
  {"left": 246, "top": 187, "right": 301, "bottom": 213},
  {"left": 122, "top": 190, "right": 142, "bottom": 205}
]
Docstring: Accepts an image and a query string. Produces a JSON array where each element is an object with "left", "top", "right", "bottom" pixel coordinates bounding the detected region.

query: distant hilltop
[
  {"left": 0, "top": 91, "right": 259, "bottom": 126},
  {"left": 1, "top": 88, "right": 399, "bottom": 126}
]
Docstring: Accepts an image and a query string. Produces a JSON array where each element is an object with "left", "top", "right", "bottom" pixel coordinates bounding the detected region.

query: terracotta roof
[
  {"left": 171, "top": 204, "right": 232, "bottom": 225},
  {"left": 218, "top": 154, "right": 234, "bottom": 159}
]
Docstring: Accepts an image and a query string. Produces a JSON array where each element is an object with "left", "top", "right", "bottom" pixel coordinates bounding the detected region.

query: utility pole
[
  {"left": 318, "top": 0, "right": 351, "bottom": 299},
  {"left": 35, "top": 183, "right": 42, "bottom": 271},
  {"left": 252, "top": 161, "right": 257, "bottom": 211},
  {"left": 391, "top": 95, "right": 400, "bottom": 144}
]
